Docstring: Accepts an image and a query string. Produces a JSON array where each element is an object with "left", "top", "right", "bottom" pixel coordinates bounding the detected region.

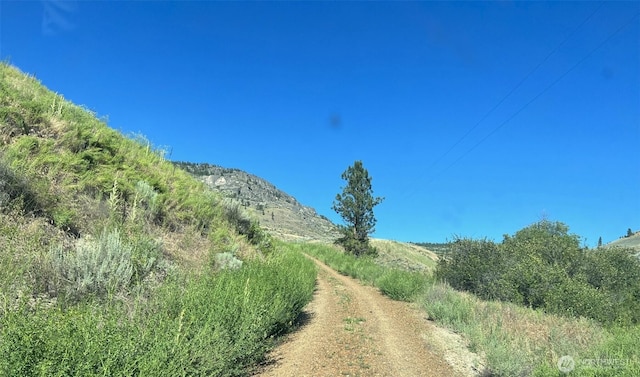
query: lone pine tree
[{"left": 332, "top": 160, "right": 383, "bottom": 256}]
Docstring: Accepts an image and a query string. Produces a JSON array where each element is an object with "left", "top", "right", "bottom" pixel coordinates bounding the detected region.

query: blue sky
[{"left": 2, "top": 1, "right": 639, "bottom": 246}]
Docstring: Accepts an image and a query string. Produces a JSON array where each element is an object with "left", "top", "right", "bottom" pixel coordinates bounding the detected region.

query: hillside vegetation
[
  {"left": 0, "top": 63, "right": 316, "bottom": 376},
  {"left": 370, "top": 238, "right": 438, "bottom": 273},
  {"left": 437, "top": 220, "right": 640, "bottom": 326},
  {"left": 430, "top": 220, "right": 640, "bottom": 375},
  {"left": 605, "top": 231, "right": 640, "bottom": 253}
]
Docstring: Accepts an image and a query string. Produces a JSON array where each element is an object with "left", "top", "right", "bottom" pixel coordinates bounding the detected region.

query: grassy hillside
[
  {"left": 606, "top": 232, "right": 640, "bottom": 253},
  {"left": 370, "top": 238, "right": 438, "bottom": 272},
  {"left": 0, "top": 63, "right": 316, "bottom": 376}
]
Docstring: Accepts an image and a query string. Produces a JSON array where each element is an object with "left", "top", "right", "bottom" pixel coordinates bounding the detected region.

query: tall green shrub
[
  {"left": 436, "top": 238, "right": 504, "bottom": 298},
  {"left": 436, "top": 220, "right": 640, "bottom": 325}
]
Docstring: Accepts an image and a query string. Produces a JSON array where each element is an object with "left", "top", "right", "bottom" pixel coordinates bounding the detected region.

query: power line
[
  {"left": 425, "top": 10, "right": 640, "bottom": 186},
  {"left": 403, "top": 3, "right": 605, "bottom": 200},
  {"left": 422, "top": 2, "right": 604, "bottom": 176}
]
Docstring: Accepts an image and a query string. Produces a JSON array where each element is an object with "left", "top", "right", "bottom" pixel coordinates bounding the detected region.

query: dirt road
[{"left": 255, "top": 257, "right": 481, "bottom": 377}]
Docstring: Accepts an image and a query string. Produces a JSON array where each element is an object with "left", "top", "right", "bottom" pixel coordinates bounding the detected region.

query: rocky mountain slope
[{"left": 173, "top": 162, "right": 340, "bottom": 242}]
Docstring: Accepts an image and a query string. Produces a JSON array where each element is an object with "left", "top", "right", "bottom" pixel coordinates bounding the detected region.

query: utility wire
[
  {"left": 425, "top": 10, "right": 640, "bottom": 186},
  {"left": 421, "top": 2, "right": 604, "bottom": 177}
]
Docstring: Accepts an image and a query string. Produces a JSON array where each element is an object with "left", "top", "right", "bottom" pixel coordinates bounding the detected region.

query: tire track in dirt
[{"left": 255, "top": 257, "right": 476, "bottom": 377}]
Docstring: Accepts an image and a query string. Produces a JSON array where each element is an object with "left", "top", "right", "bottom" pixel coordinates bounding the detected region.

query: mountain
[{"left": 173, "top": 162, "right": 341, "bottom": 242}]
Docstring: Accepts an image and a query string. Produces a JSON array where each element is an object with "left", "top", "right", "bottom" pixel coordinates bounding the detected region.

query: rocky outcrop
[{"left": 174, "top": 162, "right": 340, "bottom": 242}]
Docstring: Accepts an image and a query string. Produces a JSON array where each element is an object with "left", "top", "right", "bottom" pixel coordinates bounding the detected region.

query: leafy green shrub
[
  {"left": 436, "top": 238, "right": 503, "bottom": 298},
  {"left": 222, "top": 199, "right": 252, "bottom": 234},
  {"left": 436, "top": 220, "right": 640, "bottom": 325},
  {"left": 544, "top": 276, "right": 615, "bottom": 324},
  {"left": 246, "top": 220, "right": 275, "bottom": 254},
  {"left": 51, "top": 207, "right": 76, "bottom": 230},
  {"left": 502, "top": 220, "right": 582, "bottom": 274},
  {"left": 580, "top": 247, "right": 640, "bottom": 325}
]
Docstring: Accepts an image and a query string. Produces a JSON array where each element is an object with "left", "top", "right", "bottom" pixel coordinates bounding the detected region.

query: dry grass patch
[
  {"left": 370, "top": 238, "right": 438, "bottom": 272},
  {"left": 422, "top": 283, "right": 606, "bottom": 375}
]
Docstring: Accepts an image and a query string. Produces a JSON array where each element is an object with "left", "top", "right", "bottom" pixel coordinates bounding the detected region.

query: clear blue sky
[{"left": 2, "top": 1, "right": 639, "bottom": 246}]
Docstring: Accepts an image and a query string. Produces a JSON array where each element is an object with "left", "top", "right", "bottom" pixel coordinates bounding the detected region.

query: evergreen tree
[
  {"left": 597, "top": 236, "right": 603, "bottom": 248},
  {"left": 332, "top": 160, "right": 383, "bottom": 256}
]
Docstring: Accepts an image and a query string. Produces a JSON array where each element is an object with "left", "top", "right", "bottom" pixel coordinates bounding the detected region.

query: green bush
[
  {"left": 436, "top": 238, "right": 502, "bottom": 297},
  {"left": 221, "top": 199, "right": 252, "bottom": 235},
  {"left": 580, "top": 248, "right": 640, "bottom": 325},
  {"left": 544, "top": 276, "right": 615, "bottom": 324},
  {"left": 335, "top": 231, "right": 379, "bottom": 257},
  {"left": 436, "top": 220, "right": 640, "bottom": 325}
]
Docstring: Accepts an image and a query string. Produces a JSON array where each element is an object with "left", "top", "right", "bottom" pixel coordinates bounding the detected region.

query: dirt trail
[{"left": 255, "top": 257, "right": 482, "bottom": 377}]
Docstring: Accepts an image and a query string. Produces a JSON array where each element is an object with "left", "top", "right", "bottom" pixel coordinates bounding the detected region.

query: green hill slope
[
  {"left": 0, "top": 63, "right": 316, "bottom": 376},
  {"left": 606, "top": 232, "right": 640, "bottom": 254},
  {"left": 370, "top": 238, "right": 438, "bottom": 272},
  {"left": 0, "top": 63, "right": 235, "bottom": 255}
]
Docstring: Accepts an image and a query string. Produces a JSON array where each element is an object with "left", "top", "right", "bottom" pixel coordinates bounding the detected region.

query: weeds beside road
[{"left": 0, "top": 247, "right": 316, "bottom": 377}]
